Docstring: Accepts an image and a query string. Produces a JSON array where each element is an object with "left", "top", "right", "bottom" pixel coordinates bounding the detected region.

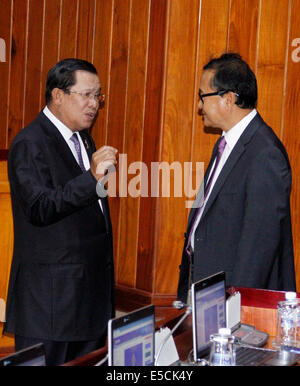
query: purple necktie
[
  {"left": 70, "top": 133, "right": 86, "bottom": 172},
  {"left": 185, "top": 136, "right": 227, "bottom": 256}
]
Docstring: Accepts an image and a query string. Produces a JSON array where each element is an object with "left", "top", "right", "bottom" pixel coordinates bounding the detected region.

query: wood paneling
[
  {"left": 0, "top": 161, "right": 13, "bottom": 349},
  {"left": 136, "top": 0, "right": 168, "bottom": 293},
  {"left": 256, "top": 0, "right": 290, "bottom": 136},
  {"left": 24, "top": 0, "right": 44, "bottom": 124},
  {"left": 192, "top": 0, "right": 230, "bottom": 179},
  {"left": 283, "top": 0, "right": 300, "bottom": 288},
  {"left": 0, "top": 0, "right": 300, "bottom": 314},
  {"left": 155, "top": 0, "right": 201, "bottom": 294},
  {"left": 0, "top": 162, "right": 13, "bottom": 304},
  {"left": 7, "top": 0, "right": 28, "bottom": 145},
  {"left": 117, "top": 0, "right": 150, "bottom": 286},
  {"left": 228, "top": 0, "right": 260, "bottom": 69},
  {"left": 0, "top": 1, "right": 12, "bottom": 149}
]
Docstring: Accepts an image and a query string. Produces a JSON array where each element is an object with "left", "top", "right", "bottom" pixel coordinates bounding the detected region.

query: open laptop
[
  {"left": 190, "top": 272, "right": 296, "bottom": 366},
  {"left": 191, "top": 271, "right": 227, "bottom": 363},
  {"left": 0, "top": 343, "right": 46, "bottom": 366},
  {"left": 108, "top": 305, "right": 155, "bottom": 366}
]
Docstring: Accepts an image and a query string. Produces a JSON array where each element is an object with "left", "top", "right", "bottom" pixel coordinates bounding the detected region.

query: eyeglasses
[
  {"left": 65, "top": 89, "right": 105, "bottom": 103},
  {"left": 198, "top": 89, "right": 239, "bottom": 104}
]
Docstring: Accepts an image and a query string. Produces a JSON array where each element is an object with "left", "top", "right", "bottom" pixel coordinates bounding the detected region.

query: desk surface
[
  {"left": 63, "top": 306, "right": 186, "bottom": 366},
  {"left": 63, "top": 287, "right": 300, "bottom": 366}
]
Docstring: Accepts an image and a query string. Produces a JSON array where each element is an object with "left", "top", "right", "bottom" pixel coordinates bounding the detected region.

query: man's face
[
  {"left": 198, "top": 70, "right": 226, "bottom": 130},
  {"left": 56, "top": 70, "right": 101, "bottom": 132}
]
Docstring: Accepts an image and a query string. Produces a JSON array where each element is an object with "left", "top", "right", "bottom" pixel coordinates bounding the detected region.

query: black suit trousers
[{"left": 14, "top": 333, "right": 107, "bottom": 366}]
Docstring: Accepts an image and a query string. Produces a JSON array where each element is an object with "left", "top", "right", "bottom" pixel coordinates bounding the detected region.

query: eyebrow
[{"left": 79, "top": 87, "right": 102, "bottom": 93}]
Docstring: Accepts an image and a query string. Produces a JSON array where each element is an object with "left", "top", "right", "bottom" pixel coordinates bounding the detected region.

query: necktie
[
  {"left": 185, "top": 136, "right": 227, "bottom": 256},
  {"left": 70, "top": 133, "right": 86, "bottom": 172}
]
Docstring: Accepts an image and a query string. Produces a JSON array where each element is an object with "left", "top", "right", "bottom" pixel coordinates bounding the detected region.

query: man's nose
[{"left": 89, "top": 96, "right": 99, "bottom": 108}]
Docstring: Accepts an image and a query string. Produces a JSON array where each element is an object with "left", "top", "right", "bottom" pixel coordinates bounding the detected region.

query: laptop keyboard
[{"left": 235, "top": 346, "right": 274, "bottom": 366}]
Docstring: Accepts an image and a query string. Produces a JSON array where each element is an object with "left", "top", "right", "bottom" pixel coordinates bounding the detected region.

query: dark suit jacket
[
  {"left": 4, "top": 111, "right": 115, "bottom": 341},
  {"left": 177, "top": 113, "right": 296, "bottom": 302}
]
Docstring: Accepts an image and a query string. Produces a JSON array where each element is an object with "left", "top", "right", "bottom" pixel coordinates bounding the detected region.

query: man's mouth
[{"left": 85, "top": 112, "right": 96, "bottom": 120}]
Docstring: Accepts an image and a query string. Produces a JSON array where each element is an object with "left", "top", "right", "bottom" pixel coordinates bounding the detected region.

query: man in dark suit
[
  {"left": 4, "top": 58, "right": 118, "bottom": 365},
  {"left": 177, "top": 53, "right": 296, "bottom": 303}
]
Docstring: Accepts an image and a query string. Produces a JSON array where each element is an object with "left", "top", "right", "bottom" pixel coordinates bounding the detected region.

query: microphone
[
  {"left": 172, "top": 300, "right": 191, "bottom": 311},
  {"left": 94, "top": 353, "right": 108, "bottom": 366},
  {"left": 154, "top": 300, "right": 192, "bottom": 366}
]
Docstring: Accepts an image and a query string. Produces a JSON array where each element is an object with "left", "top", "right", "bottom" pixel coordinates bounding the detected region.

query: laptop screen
[
  {"left": 108, "top": 305, "right": 155, "bottom": 366},
  {"left": 0, "top": 343, "right": 46, "bottom": 366},
  {"left": 191, "top": 271, "right": 226, "bottom": 362}
]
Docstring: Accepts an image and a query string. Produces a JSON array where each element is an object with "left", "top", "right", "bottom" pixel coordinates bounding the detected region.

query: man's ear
[
  {"left": 51, "top": 88, "right": 64, "bottom": 106},
  {"left": 221, "top": 91, "right": 237, "bottom": 111},
  {"left": 228, "top": 91, "right": 239, "bottom": 106}
]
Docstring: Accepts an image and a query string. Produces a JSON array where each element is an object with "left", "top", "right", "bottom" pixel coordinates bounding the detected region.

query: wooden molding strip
[{"left": 115, "top": 284, "right": 177, "bottom": 311}]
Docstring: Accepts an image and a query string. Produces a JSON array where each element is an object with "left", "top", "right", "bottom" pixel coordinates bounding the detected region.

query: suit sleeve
[
  {"left": 231, "top": 145, "right": 293, "bottom": 288},
  {"left": 177, "top": 237, "right": 190, "bottom": 303},
  {"left": 8, "top": 138, "right": 100, "bottom": 226}
]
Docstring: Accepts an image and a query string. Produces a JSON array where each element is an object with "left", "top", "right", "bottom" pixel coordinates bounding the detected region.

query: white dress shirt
[{"left": 191, "top": 109, "right": 257, "bottom": 249}]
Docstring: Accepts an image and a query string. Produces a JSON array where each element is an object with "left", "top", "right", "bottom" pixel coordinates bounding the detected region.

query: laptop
[
  {"left": 0, "top": 343, "right": 46, "bottom": 366},
  {"left": 191, "top": 271, "right": 227, "bottom": 363},
  {"left": 108, "top": 305, "right": 155, "bottom": 366},
  {"left": 190, "top": 272, "right": 296, "bottom": 366}
]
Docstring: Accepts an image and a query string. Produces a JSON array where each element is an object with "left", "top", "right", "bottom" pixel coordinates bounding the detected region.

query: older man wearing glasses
[
  {"left": 4, "top": 58, "right": 117, "bottom": 366},
  {"left": 177, "top": 53, "right": 296, "bottom": 303}
]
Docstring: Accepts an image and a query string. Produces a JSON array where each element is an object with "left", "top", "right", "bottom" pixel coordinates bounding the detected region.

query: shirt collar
[
  {"left": 223, "top": 109, "right": 257, "bottom": 150},
  {"left": 43, "top": 105, "right": 75, "bottom": 142}
]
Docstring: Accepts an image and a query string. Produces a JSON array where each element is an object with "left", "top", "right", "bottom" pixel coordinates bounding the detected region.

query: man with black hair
[
  {"left": 4, "top": 58, "right": 117, "bottom": 365},
  {"left": 177, "top": 53, "right": 296, "bottom": 302}
]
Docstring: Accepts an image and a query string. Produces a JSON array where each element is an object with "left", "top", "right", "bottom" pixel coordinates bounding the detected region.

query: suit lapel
[
  {"left": 79, "top": 130, "right": 112, "bottom": 232},
  {"left": 198, "top": 113, "right": 263, "bottom": 222},
  {"left": 79, "top": 131, "right": 94, "bottom": 160},
  {"left": 200, "top": 140, "right": 245, "bottom": 220},
  {"left": 187, "top": 139, "right": 220, "bottom": 231},
  {"left": 38, "top": 111, "right": 84, "bottom": 174}
]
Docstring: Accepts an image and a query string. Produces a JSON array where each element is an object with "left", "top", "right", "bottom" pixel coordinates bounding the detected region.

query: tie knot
[
  {"left": 218, "top": 136, "right": 226, "bottom": 154},
  {"left": 70, "top": 133, "right": 79, "bottom": 144}
]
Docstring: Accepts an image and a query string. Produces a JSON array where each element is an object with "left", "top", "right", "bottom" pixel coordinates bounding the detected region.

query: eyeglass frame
[
  {"left": 64, "top": 89, "right": 105, "bottom": 103},
  {"left": 198, "top": 89, "right": 239, "bottom": 104}
]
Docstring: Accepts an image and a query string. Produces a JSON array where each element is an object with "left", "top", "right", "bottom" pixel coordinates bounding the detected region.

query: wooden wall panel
[
  {"left": 192, "top": 0, "right": 230, "bottom": 178},
  {"left": 76, "top": 0, "right": 95, "bottom": 61},
  {"left": 1, "top": 0, "right": 300, "bottom": 311},
  {"left": 24, "top": 0, "right": 44, "bottom": 124},
  {"left": 104, "top": 0, "right": 131, "bottom": 284},
  {"left": 0, "top": 162, "right": 13, "bottom": 304},
  {"left": 7, "top": 0, "right": 28, "bottom": 145},
  {"left": 256, "top": 0, "right": 290, "bottom": 137},
  {"left": 91, "top": 0, "right": 114, "bottom": 147},
  {"left": 155, "top": 0, "right": 201, "bottom": 294},
  {"left": 39, "top": 0, "right": 61, "bottom": 110},
  {"left": 228, "top": 0, "right": 260, "bottom": 69},
  {"left": 59, "top": 0, "right": 79, "bottom": 59},
  {"left": 117, "top": 0, "right": 150, "bottom": 287},
  {"left": 0, "top": 1, "right": 12, "bottom": 149},
  {"left": 0, "top": 161, "right": 13, "bottom": 346},
  {"left": 283, "top": 0, "right": 300, "bottom": 289},
  {"left": 136, "top": 0, "right": 169, "bottom": 293}
]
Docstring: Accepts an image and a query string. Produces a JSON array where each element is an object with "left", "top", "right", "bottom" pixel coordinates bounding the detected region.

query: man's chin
[{"left": 80, "top": 121, "right": 94, "bottom": 131}]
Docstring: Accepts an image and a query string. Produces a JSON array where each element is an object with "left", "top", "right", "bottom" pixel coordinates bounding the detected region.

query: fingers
[{"left": 90, "top": 146, "right": 118, "bottom": 181}]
